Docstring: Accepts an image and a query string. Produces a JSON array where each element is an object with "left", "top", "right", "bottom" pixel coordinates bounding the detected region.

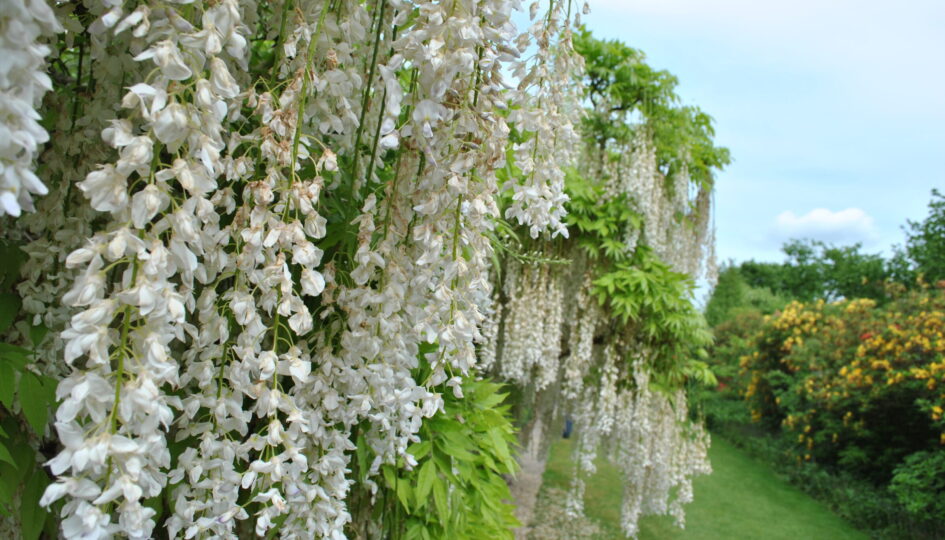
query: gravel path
[{"left": 510, "top": 451, "right": 546, "bottom": 539}]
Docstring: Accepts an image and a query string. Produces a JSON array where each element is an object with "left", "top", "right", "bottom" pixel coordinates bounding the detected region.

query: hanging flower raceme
[
  {"left": 504, "top": 1, "right": 585, "bottom": 239},
  {"left": 0, "top": 0, "right": 60, "bottom": 217},
  {"left": 484, "top": 17, "right": 725, "bottom": 539},
  {"left": 0, "top": 0, "right": 590, "bottom": 538},
  {"left": 40, "top": 1, "right": 252, "bottom": 537}
]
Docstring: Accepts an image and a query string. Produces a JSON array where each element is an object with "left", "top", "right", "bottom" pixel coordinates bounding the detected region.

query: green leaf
[
  {"left": 407, "top": 440, "right": 432, "bottom": 461},
  {"left": 0, "top": 462, "right": 16, "bottom": 511},
  {"left": 0, "top": 363, "right": 14, "bottom": 409},
  {"left": 395, "top": 478, "right": 412, "bottom": 512},
  {"left": 29, "top": 325, "right": 49, "bottom": 348},
  {"left": 415, "top": 459, "right": 436, "bottom": 505},
  {"left": 475, "top": 388, "right": 507, "bottom": 410},
  {"left": 0, "top": 294, "right": 19, "bottom": 334},
  {"left": 355, "top": 433, "right": 368, "bottom": 481},
  {"left": 433, "top": 479, "right": 448, "bottom": 526},
  {"left": 0, "top": 442, "right": 14, "bottom": 468},
  {"left": 487, "top": 428, "right": 513, "bottom": 468},
  {"left": 0, "top": 343, "right": 31, "bottom": 369},
  {"left": 382, "top": 466, "right": 397, "bottom": 490},
  {"left": 19, "top": 373, "right": 50, "bottom": 436},
  {"left": 0, "top": 243, "right": 26, "bottom": 290},
  {"left": 405, "top": 520, "right": 427, "bottom": 540},
  {"left": 5, "top": 427, "right": 33, "bottom": 486},
  {"left": 20, "top": 469, "right": 49, "bottom": 540}
]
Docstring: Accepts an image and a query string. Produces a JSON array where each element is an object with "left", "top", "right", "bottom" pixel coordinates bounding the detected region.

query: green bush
[{"left": 889, "top": 450, "right": 945, "bottom": 519}]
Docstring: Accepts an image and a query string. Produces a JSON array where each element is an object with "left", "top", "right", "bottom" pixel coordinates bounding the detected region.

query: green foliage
[
  {"left": 573, "top": 28, "right": 677, "bottom": 148},
  {"left": 899, "top": 189, "right": 945, "bottom": 285},
  {"left": 703, "top": 265, "right": 789, "bottom": 329},
  {"left": 723, "top": 190, "right": 945, "bottom": 307},
  {"left": 563, "top": 167, "right": 714, "bottom": 388},
  {"left": 0, "top": 242, "right": 58, "bottom": 538},
  {"left": 564, "top": 167, "right": 641, "bottom": 260},
  {"left": 649, "top": 104, "right": 731, "bottom": 188},
  {"left": 737, "top": 294, "right": 945, "bottom": 481},
  {"left": 736, "top": 239, "right": 891, "bottom": 303},
  {"left": 818, "top": 243, "right": 890, "bottom": 301},
  {"left": 889, "top": 450, "right": 945, "bottom": 519},
  {"left": 572, "top": 29, "right": 730, "bottom": 189},
  {"left": 592, "top": 248, "right": 712, "bottom": 370},
  {"left": 704, "top": 266, "right": 749, "bottom": 328},
  {"left": 369, "top": 374, "right": 519, "bottom": 540}
]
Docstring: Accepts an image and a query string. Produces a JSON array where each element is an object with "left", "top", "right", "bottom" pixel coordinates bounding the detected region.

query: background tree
[
  {"left": 897, "top": 189, "right": 945, "bottom": 284},
  {"left": 737, "top": 239, "right": 890, "bottom": 303},
  {"left": 704, "top": 264, "right": 788, "bottom": 327}
]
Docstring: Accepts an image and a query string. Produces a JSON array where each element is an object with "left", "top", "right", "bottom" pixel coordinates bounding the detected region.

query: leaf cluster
[
  {"left": 0, "top": 243, "right": 58, "bottom": 539},
  {"left": 573, "top": 28, "right": 731, "bottom": 188},
  {"left": 563, "top": 167, "right": 713, "bottom": 387},
  {"left": 732, "top": 239, "right": 892, "bottom": 304},
  {"left": 357, "top": 355, "right": 519, "bottom": 540},
  {"left": 896, "top": 189, "right": 945, "bottom": 285}
]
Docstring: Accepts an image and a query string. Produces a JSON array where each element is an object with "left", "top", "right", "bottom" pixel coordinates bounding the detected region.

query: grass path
[{"left": 533, "top": 436, "right": 867, "bottom": 540}]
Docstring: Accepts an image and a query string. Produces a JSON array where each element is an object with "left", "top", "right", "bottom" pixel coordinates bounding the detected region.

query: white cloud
[{"left": 772, "top": 208, "right": 879, "bottom": 245}]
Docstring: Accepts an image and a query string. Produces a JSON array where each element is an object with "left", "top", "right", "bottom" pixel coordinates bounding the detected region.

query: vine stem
[
  {"left": 102, "top": 252, "right": 140, "bottom": 510},
  {"left": 272, "top": 0, "right": 294, "bottom": 75},
  {"left": 288, "top": 3, "right": 330, "bottom": 187},
  {"left": 351, "top": 0, "right": 387, "bottom": 183}
]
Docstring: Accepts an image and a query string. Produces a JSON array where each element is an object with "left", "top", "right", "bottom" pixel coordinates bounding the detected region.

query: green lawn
[{"left": 539, "top": 436, "right": 867, "bottom": 540}]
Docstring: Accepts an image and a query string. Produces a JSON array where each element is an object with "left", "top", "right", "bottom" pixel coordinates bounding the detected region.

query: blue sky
[{"left": 582, "top": 0, "right": 945, "bottom": 264}]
